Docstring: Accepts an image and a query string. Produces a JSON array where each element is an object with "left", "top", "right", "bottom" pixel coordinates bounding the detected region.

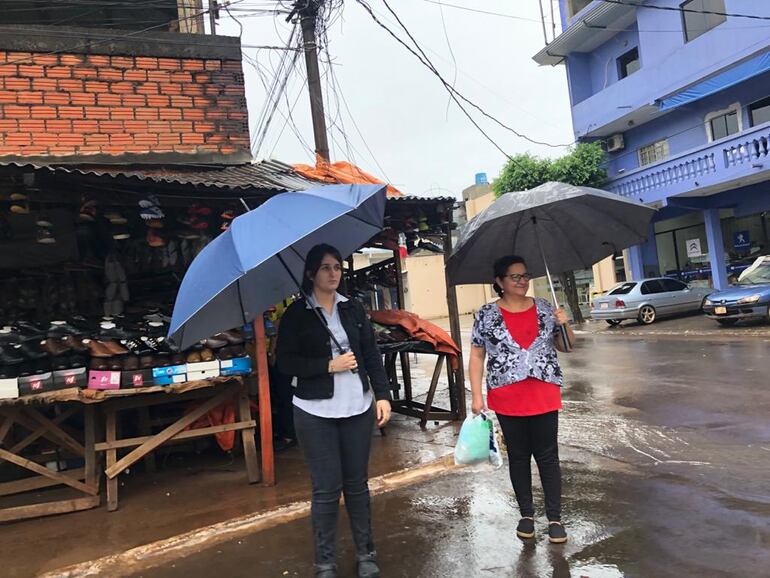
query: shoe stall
[{"left": 0, "top": 161, "right": 316, "bottom": 521}]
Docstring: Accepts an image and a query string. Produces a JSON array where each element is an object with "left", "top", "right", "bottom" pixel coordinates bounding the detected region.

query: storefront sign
[
  {"left": 686, "top": 238, "right": 702, "bottom": 258},
  {"left": 733, "top": 230, "right": 750, "bottom": 250}
]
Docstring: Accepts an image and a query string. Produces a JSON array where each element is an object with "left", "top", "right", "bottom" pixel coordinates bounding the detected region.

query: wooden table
[
  {"left": 380, "top": 340, "right": 461, "bottom": 429},
  {"left": 0, "top": 376, "right": 259, "bottom": 521}
]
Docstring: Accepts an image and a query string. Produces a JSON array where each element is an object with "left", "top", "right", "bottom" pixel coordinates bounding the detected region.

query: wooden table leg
[
  {"left": 421, "top": 355, "right": 446, "bottom": 429},
  {"left": 105, "top": 409, "right": 118, "bottom": 512},
  {"left": 253, "top": 318, "right": 275, "bottom": 487},
  {"left": 137, "top": 406, "right": 156, "bottom": 473},
  {"left": 84, "top": 405, "right": 98, "bottom": 494},
  {"left": 400, "top": 351, "right": 413, "bottom": 402},
  {"left": 238, "top": 385, "right": 260, "bottom": 484}
]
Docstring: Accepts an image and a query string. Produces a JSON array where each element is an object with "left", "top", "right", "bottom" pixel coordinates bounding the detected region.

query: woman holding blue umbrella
[{"left": 277, "top": 243, "right": 392, "bottom": 578}]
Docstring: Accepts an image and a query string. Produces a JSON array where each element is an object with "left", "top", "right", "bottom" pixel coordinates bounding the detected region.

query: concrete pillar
[
  {"left": 626, "top": 245, "right": 645, "bottom": 281},
  {"left": 704, "top": 208, "right": 728, "bottom": 290}
]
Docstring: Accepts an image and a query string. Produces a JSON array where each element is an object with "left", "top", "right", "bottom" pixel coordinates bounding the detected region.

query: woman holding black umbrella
[
  {"left": 276, "top": 243, "right": 392, "bottom": 578},
  {"left": 468, "top": 254, "right": 575, "bottom": 544}
]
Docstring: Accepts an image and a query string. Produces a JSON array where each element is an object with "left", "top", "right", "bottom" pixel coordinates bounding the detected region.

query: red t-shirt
[{"left": 487, "top": 304, "right": 562, "bottom": 417}]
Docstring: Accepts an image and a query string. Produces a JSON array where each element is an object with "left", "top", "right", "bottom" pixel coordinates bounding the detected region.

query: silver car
[{"left": 591, "top": 278, "right": 712, "bottom": 326}]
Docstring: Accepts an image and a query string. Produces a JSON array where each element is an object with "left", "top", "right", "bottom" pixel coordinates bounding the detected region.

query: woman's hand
[
  {"left": 554, "top": 307, "right": 569, "bottom": 326},
  {"left": 376, "top": 399, "right": 391, "bottom": 427},
  {"left": 329, "top": 351, "right": 357, "bottom": 373},
  {"left": 471, "top": 392, "right": 486, "bottom": 415}
]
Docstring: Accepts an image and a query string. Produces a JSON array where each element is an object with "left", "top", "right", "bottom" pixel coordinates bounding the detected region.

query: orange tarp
[{"left": 294, "top": 157, "right": 402, "bottom": 198}]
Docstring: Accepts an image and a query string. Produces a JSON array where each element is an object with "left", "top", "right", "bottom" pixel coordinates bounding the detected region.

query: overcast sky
[{"left": 218, "top": 1, "right": 573, "bottom": 198}]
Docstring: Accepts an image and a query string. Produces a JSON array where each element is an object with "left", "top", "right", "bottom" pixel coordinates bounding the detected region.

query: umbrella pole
[{"left": 533, "top": 219, "right": 573, "bottom": 352}]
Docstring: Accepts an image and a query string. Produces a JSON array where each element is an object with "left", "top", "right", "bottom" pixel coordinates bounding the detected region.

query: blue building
[{"left": 534, "top": 0, "right": 770, "bottom": 290}]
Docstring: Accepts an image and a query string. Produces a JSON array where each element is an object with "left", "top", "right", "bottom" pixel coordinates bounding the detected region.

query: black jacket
[{"left": 276, "top": 297, "right": 392, "bottom": 402}]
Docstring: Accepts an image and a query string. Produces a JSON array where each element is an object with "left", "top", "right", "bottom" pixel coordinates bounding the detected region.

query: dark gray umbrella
[{"left": 447, "top": 181, "right": 656, "bottom": 346}]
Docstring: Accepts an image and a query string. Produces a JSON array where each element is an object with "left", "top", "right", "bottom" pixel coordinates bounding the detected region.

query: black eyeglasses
[{"left": 502, "top": 273, "right": 532, "bottom": 282}]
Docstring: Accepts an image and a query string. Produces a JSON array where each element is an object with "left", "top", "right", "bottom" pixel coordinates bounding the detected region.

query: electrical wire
[{"left": 599, "top": 0, "right": 770, "bottom": 21}]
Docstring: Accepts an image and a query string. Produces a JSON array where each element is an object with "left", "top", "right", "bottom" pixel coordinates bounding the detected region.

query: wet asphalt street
[{"left": 142, "top": 333, "right": 770, "bottom": 578}]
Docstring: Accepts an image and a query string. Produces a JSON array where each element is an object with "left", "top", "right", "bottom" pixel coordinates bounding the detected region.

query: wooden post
[
  {"left": 105, "top": 409, "right": 118, "bottom": 511},
  {"left": 253, "top": 316, "right": 275, "bottom": 486},
  {"left": 238, "top": 384, "right": 261, "bottom": 484},
  {"left": 442, "top": 205, "right": 467, "bottom": 419}
]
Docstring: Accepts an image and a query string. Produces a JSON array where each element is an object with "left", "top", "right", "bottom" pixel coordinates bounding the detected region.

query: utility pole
[{"left": 294, "top": 0, "right": 330, "bottom": 163}]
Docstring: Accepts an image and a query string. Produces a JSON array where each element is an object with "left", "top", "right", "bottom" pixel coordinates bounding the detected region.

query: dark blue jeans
[{"left": 294, "top": 404, "right": 376, "bottom": 571}]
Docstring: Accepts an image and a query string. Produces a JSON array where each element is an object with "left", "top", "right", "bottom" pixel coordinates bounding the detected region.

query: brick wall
[{"left": 0, "top": 50, "right": 250, "bottom": 161}]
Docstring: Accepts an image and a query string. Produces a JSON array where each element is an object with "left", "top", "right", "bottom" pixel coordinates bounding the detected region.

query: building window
[
  {"left": 567, "top": 0, "right": 594, "bottom": 18},
  {"left": 749, "top": 97, "right": 770, "bottom": 127},
  {"left": 706, "top": 105, "right": 741, "bottom": 141},
  {"left": 617, "top": 47, "right": 640, "bottom": 79},
  {"left": 638, "top": 139, "right": 670, "bottom": 167},
  {"left": 682, "top": 0, "right": 726, "bottom": 43}
]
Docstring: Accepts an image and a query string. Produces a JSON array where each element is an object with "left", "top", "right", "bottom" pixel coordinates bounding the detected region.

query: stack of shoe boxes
[{"left": 0, "top": 376, "right": 18, "bottom": 399}]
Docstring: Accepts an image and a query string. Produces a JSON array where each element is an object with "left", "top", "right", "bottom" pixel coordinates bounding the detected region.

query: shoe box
[
  {"left": 18, "top": 372, "right": 54, "bottom": 396},
  {"left": 219, "top": 356, "right": 252, "bottom": 376},
  {"left": 0, "top": 377, "right": 19, "bottom": 399},
  {"left": 186, "top": 359, "right": 220, "bottom": 381},
  {"left": 121, "top": 368, "right": 154, "bottom": 388},
  {"left": 53, "top": 367, "right": 87, "bottom": 390},
  {"left": 87, "top": 370, "right": 121, "bottom": 390},
  {"left": 152, "top": 363, "right": 187, "bottom": 385}
]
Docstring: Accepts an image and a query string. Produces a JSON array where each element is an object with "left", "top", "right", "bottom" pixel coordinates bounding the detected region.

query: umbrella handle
[{"left": 533, "top": 217, "right": 573, "bottom": 353}]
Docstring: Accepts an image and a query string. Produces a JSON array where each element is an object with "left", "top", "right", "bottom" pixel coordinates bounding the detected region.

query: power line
[
  {"left": 599, "top": 0, "right": 770, "bottom": 21},
  {"left": 435, "top": 0, "right": 458, "bottom": 120}
]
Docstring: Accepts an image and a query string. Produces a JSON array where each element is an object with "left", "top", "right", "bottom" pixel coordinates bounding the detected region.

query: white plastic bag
[{"left": 454, "top": 412, "right": 503, "bottom": 468}]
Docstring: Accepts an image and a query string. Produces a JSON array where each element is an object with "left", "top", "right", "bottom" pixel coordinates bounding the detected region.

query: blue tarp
[{"left": 658, "top": 50, "right": 770, "bottom": 111}]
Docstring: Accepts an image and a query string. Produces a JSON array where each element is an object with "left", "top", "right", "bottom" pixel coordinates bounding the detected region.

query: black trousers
[
  {"left": 269, "top": 366, "right": 295, "bottom": 440},
  {"left": 294, "top": 404, "right": 376, "bottom": 570},
  {"left": 497, "top": 410, "right": 562, "bottom": 521}
]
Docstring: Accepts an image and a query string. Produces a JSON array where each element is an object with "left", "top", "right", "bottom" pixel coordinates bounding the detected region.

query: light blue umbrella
[{"left": 168, "top": 183, "right": 387, "bottom": 350}]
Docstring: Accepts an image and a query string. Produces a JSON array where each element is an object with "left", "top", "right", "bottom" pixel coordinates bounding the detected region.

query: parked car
[
  {"left": 591, "top": 278, "right": 712, "bottom": 326},
  {"left": 703, "top": 256, "right": 770, "bottom": 325}
]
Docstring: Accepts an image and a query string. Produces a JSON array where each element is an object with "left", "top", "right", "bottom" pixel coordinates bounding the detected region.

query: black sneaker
[
  {"left": 516, "top": 517, "right": 535, "bottom": 539},
  {"left": 548, "top": 521, "right": 567, "bottom": 544}
]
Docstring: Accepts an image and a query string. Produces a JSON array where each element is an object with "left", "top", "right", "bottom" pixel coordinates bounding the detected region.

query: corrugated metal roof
[{"left": 49, "top": 159, "right": 321, "bottom": 192}]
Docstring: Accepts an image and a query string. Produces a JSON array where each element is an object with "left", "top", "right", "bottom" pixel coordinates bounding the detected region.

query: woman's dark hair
[
  {"left": 492, "top": 255, "right": 528, "bottom": 297},
  {"left": 302, "top": 243, "right": 344, "bottom": 294}
]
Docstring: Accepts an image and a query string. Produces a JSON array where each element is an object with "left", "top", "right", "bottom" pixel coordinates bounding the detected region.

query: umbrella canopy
[
  {"left": 168, "top": 183, "right": 387, "bottom": 350},
  {"left": 447, "top": 181, "right": 656, "bottom": 286}
]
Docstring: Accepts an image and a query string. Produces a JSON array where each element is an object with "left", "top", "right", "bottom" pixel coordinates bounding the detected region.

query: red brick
[
  {"left": 70, "top": 92, "right": 96, "bottom": 105},
  {"left": 98, "top": 121, "right": 123, "bottom": 133},
  {"left": 158, "top": 133, "right": 180, "bottom": 145},
  {"left": 204, "top": 86, "right": 221, "bottom": 96},
  {"left": 58, "top": 79, "right": 84, "bottom": 92},
  {"left": 159, "top": 108, "right": 182, "bottom": 120},
  {"left": 5, "top": 133, "right": 32, "bottom": 146},
  {"left": 135, "top": 108, "right": 159, "bottom": 120},
  {"left": 193, "top": 97, "right": 214, "bottom": 108},
  {"left": 147, "top": 70, "right": 171, "bottom": 83},
  {"left": 32, "top": 78, "right": 57, "bottom": 91},
  {"left": 124, "top": 69, "right": 148, "bottom": 82},
  {"left": 6, "top": 105, "right": 31, "bottom": 118},
  {"left": 0, "top": 92, "right": 16, "bottom": 103},
  {"left": 194, "top": 121, "right": 216, "bottom": 133},
  {"left": 85, "top": 107, "right": 110, "bottom": 120},
  {"left": 85, "top": 81, "right": 109, "bottom": 93},
  {"left": 18, "top": 64, "right": 44, "bottom": 78},
  {"left": 18, "top": 145, "right": 47, "bottom": 155},
  {"left": 159, "top": 83, "right": 182, "bottom": 95},
  {"left": 170, "top": 121, "right": 193, "bottom": 132},
  {"left": 181, "top": 59, "right": 205, "bottom": 71},
  {"left": 122, "top": 94, "right": 146, "bottom": 107},
  {"left": 46, "top": 67, "right": 72, "bottom": 79},
  {"left": 182, "top": 108, "right": 205, "bottom": 120},
  {"left": 48, "top": 145, "right": 77, "bottom": 155},
  {"left": 59, "top": 106, "right": 84, "bottom": 119},
  {"left": 0, "top": 120, "right": 18, "bottom": 131},
  {"left": 205, "top": 109, "right": 227, "bottom": 120},
  {"left": 219, "top": 145, "right": 240, "bottom": 155},
  {"left": 134, "top": 133, "right": 159, "bottom": 144},
  {"left": 227, "top": 111, "right": 248, "bottom": 121},
  {"left": 72, "top": 120, "right": 99, "bottom": 133},
  {"left": 72, "top": 67, "right": 99, "bottom": 79},
  {"left": 87, "top": 55, "right": 111, "bottom": 67},
  {"left": 110, "top": 56, "right": 134, "bottom": 69},
  {"left": 182, "top": 84, "right": 204, "bottom": 96},
  {"left": 204, "top": 60, "right": 221, "bottom": 71},
  {"left": 5, "top": 77, "right": 31, "bottom": 90},
  {"left": 196, "top": 73, "right": 213, "bottom": 84},
  {"left": 77, "top": 145, "right": 103, "bottom": 154},
  {"left": 110, "top": 108, "right": 134, "bottom": 120},
  {"left": 170, "top": 95, "right": 193, "bottom": 108},
  {"left": 146, "top": 95, "right": 169, "bottom": 107},
  {"left": 135, "top": 83, "right": 159, "bottom": 95},
  {"left": 32, "top": 54, "right": 59, "bottom": 66},
  {"left": 17, "top": 91, "right": 43, "bottom": 104},
  {"left": 6, "top": 52, "right": 33, "bottom": 63},
  {"left": 29, "top": 106, "right": 57, "bottom": 119},
  {"left": 85, "top": 134, "right": 110, "bottom": 145},
  {"left": 135, "top": 57, "right": 158, "bottom": 69},
  {"left": 98, "top": 68, "right": 124, "bottom": 82},
  {"left": 224, "top": 86, "right": 245, "bottom": 96},
  {"left": 123, "top": 120, "right": 148, "bottom": 132},
  {"left": 170, "top": 71, "right": 193, "bottom": 83},
  {"left": 57, "top": 133, "right": 85, "bottom": 145},
  {"left": 111, "top": 82, "right": 134, "bottom": 94},
  {"left": 97, "top": 93, "right": 122, "bottom": 106},
  {"left": 110, "top": 134, "right": 133, "bottom": 144},
  {"left": 60, "top": 55, "right": 84, "bottom": 66},
  {"left": 26, "top": 133, "right": 58, "bottom": 145},
  {"left": 0, "top": 64, "right": 18, "bottom": 77},
  {"left": 47, "top": 119, "right": 72, "bottom": 132},
  {"left": 157, "top": 58, "right": 181, "bottom": 71},
  {"left": 0, "top": 53, "right": 7, "bottom": 64},
  {"left": 173, "top": 144, "right": 196, "bottom": 153}
]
